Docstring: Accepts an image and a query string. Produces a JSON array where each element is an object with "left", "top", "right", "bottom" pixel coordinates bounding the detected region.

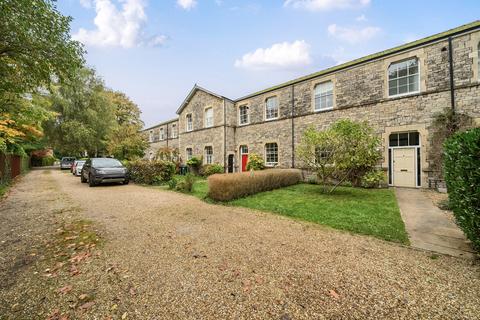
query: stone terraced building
[{"left": 144, "top": 21, "right": 480, "bottom": 188}]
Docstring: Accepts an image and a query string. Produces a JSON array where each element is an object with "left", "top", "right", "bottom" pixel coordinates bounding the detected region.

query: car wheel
[
  {"left": 88, "top": 174, "right": 96, "bottom": 187},
  {"left": 81, "top": 174, "right": 87, "bottom": 183},
  {"left": 123, "top": 179, "right": 129, "bottom": 185}
]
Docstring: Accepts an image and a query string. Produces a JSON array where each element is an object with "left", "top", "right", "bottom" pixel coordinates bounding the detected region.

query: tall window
[
  {"left": 160, "top": 128, "right": 165, "bottom": 140},
  {"left": 239, "top": 105, "right": 249, "bottom": 125},
  {"left": 265, "top": 97, "right": 278, "bottom": 120},
  {"left": 186, "top": 114, "right": 193, "bottom": 132},
  {"left": 204, "top": 107, "right": 213, "bottom": 128},
  {"left": 388, "top": 58, "right": 419, "bottom": 97},
  {"left": 478, "top": 42, "right": 480, "bottom": 80},
  {"left": 314, "top": 81, "right": 334, "bottom": 111},
  {"left": 171, "top": 124, "right": 177, "bottom": 138},
  {"left": 149, "top": 130, "right": 153, "bottom": 142},
  {"left": 186, "top": 148, "right": 193, "bottom": 160},
  {"left": 265, "top": 143, "right": 278, "bottom": 166},
  {"left": 205, "top": 146, "right": 213, "bottom": 164}
]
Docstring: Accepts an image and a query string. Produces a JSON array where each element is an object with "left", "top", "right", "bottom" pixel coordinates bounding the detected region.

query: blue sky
[{"left": 58, "top": 0, "right": 480, "bottom": 128}]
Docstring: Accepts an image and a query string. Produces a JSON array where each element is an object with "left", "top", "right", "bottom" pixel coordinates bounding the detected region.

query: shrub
[
  {"left": 176, "top": 173, "right": 195, "bottom": 193},
  {"left": 361, "top": 169, "right": 386, "bottom": 188},
  {"left": 443, "top": 128, "right": 480, "bottom": 251},
  {"left": 246, "top": 153, "right": 265, "bottom": 171},
  {"left": 208, "top": 169, "right": 302, "bottom": 201},
  {"left": 31, "top": 155, "right": 56, "bottom": 167},
  {"left": 167, "top": 177, "right": 177, "bottom": 190},
  {"left": 186, "top": 156, "right": 202, "bottom": 167},
  {"left": 200, "top": 164, "right": 224, "bottom": 177},
  {"left": 127, "top": 159, "right": 175, "bottom": 184}
]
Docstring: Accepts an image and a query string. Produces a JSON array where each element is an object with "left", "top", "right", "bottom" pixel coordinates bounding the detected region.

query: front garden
[{"left": 129, "top": 120, "right": 409, "bottom": 244}]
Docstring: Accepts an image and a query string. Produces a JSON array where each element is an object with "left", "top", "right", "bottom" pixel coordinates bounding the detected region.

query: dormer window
[
  {"left": 388, "top": 58, "right": 419, "bottom": 97},
  {"left": 186, "top": 114, "right": 193, "bottom": 132},
  {"left": 204, "top": 107, "right": 213, "bottom": 128}
]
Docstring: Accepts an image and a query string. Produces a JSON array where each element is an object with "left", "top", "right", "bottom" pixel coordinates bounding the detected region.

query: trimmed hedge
[
  {"left": 127, "top": 159, "right": 175, "bottom": 185},
  {"left": 208, "top": 169, "right": 302, "bottom": 201},
  {"left": 443, "top": 128, "right": 480, "bottom": 252}
]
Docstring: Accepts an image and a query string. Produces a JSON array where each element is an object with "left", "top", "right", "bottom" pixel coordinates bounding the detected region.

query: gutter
[
  {"left": 223, "top": 99, "right": 227, "bottom": 171},
  {"left": 291, "top": 85, "right": 295, "bottom": 168}
]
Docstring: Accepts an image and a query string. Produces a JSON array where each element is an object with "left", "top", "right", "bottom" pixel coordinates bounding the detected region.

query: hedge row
[
  {"left": 126, "top": 159, "right": 175, "bottom": 184},
  {"left": 443, "top": 128, "right": 480, "bottom": 252},
  {"left": 208, "top": 169, "right": 302, "bottom": 201}
]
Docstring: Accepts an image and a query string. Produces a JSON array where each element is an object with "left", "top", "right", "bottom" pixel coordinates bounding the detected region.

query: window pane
[
  {"left": 408, "top": 75, "right": 419, "bottom": 92},
  {"left": 398, "top": 62, "right": 408, "bottom": 77},
  {"left": 388, "top": 67, "right": 397, "bottom": 79},
  {"left": 389, "top": 134, "right": 398, "bottom": 147},
  {"left": 398, "top": 133, "right": 408, "bottom": 146},
  {"left": 399, "top": 77, "right": 408, "bottom": 86},
  {"left": 399, "top": 85, "right": 408, "bottom": 94},
  {"left": 408, "top": 64, "right": 418, "bottom": 75},
  {"left": 409, "top": 132, "right": 419, "bottom": 146}
]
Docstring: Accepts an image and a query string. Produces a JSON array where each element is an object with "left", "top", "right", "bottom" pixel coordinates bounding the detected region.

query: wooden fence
[{"left": 0, "top": 153, "right": 29, "bottom": 183}]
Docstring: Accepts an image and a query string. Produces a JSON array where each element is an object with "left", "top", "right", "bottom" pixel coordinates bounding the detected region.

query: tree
[
  {"left": 297, "top": 120, "right": 381, "bottom": 193},
  {"left": 104, "top": 90, "right": 148, "bottom": 160},
  {"left": 44, "top": 68, "right": 116, "bottom": 156},
  {"left": 0, "top": 0, "right": 84, "bottom": 106}
]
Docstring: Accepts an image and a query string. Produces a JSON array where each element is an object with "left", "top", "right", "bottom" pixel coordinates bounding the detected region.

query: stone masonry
[{"left": 144, "top": 23, "right": 480, "bottom": 188}]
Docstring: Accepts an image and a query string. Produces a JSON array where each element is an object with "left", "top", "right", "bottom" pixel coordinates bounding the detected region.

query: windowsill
[
  {"left": 265, "top": 117, "right": 279, "bottom": 122},
  {"left": 314, "top": 107, "right": 333, "bottom": 113},
  {"left": 388, "top": 90, "right": 420, "bottom": 99},
  {"left": 204, "top": 125, "right": 213, "bottom": 129},
  {"left": 265, "top": 163, "right": 278, "bottom": 167},
  {"left": 238, "top": 122, "right": 249, "bottom": 126}
]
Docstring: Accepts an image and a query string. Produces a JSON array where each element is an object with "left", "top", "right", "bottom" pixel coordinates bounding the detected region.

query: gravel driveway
[{"left": 1, "top": 169, "right": 479, "bottom": 319}]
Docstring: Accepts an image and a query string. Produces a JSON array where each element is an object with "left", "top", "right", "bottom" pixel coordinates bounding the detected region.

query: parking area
[{"left": 1, "top": 169, "right": 479, "bottom": 319}]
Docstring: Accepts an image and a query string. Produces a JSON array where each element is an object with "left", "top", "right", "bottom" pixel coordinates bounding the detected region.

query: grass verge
[{"left": 151, "top": 176, "right": 409, "bottom": 244}]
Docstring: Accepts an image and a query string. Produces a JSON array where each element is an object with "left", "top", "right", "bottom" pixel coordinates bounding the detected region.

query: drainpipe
[
  {"left": 448, "top": 36, "right": 456, "bottom": 115},
  {"left": 291, "top": 84, "right": 295, "bottom": 168},
  {"left": 223, "top": 100, "right": 227, "bottom": 171}
]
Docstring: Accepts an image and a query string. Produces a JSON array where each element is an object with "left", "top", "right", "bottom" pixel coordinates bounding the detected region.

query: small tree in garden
[
  {"left": 246, "top": 153, "right": 265, "bottom": 171},
  {"left": 297, "top": 120, "right": 381, "bottom": 193}
]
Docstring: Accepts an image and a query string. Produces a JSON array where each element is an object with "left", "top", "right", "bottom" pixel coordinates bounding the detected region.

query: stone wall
[{"left": 143, "top": 29, "right": 480, "bottom": 184}]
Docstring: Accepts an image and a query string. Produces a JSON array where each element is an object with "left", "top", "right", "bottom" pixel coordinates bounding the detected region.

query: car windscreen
[
  {"left": 62, "top": 158, "right": 75, "bottom": 162},
  {"left": 91, "top": 159, "right": 123, "bottom": 168},
  {"left": 76, "top": 161, "right": 86, "bottom": 166}
]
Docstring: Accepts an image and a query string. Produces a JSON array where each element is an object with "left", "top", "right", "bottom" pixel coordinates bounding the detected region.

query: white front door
[{"left": 393, "top": 148, "right": 416, "bottom": 187}]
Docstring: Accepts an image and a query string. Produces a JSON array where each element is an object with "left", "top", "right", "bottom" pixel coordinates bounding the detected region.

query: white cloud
[
  {"left": 284, "top": 0, "right": 370, "bottom": 11},
  {"left": 73, "top": 0, "right": 166, "bottom": 48},
  {"left": 355, "top": 14, "right": 367, "bottom": 22},
  {"left": 234, "top": 40, "right": 312, "bottom": 70},
  {"left": 79, "top": 0, "right": 93, "bottom": 8},
  {"left": 327, "top": 24, "right": 381, "bottom": 44},
  {"left": 177, "top": 0, "right": 197, "bottom": 10}
]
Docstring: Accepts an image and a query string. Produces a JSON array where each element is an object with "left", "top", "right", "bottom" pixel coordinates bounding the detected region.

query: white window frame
[
  {"left": 149, "top": 130, "right": 153, "bottom": 143},
  {"left": 265, "top": 96, "right": 279, "bottom": 121},
  {"left": 204, "top": 146, "right": 213, "bottom": 164},
  {"left": 204, "top": 107, "right": 214, "bottom": 128},
  {"left": 159, "top": 128, "right": 165, "bottom": 140},
  {"left": 186, "top": 114, "right": 193, "bottom": 132},
  {"left": 186, "top": 148, "right": 193, "bottom": 161},
  {"left": 478, "top": 42, "right": 480, "bottom": 80},
  {"left": 171, "top": 124, "right": 177, "bottom": 138},
  {"left": 238, "top": 105, "right": 250, "bottom": 125},
  {"left": 314, "top": 81, "right": 334, "bottom": 112},
  {"left": 388, "top": 57, "right": 420, "bottom": 98},
  {"left": 264, "top": 143, "right": 278, "bottom": 167}
]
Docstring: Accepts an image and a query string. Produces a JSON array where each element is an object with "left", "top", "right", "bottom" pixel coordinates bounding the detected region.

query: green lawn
[{"left": 153, "top": 176, "right": 409, "bottom": 244}]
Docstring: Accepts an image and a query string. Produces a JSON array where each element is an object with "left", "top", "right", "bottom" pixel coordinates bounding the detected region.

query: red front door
[{"left": 241, "top": 154, "right": 248, "bottom": 172}]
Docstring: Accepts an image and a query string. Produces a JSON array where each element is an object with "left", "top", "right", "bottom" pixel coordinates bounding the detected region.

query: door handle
[{"left": 401, "top": 169, "right": 408, "bottom": 172}]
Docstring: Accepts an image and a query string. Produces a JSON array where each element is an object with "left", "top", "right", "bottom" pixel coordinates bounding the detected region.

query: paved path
[
  {"left": 1, "top": 170, "right": 480, "bottom": 319},
  {"left": 395, "top": 188, "right": 475, "bottom": 258}
]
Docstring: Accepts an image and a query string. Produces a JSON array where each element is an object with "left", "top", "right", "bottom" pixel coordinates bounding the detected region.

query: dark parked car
[
  {"left": 60, "top": 157, "right": 76, "bottom": 170},
  {"left": 80, "top": 158, "right": 129, "bottom": 187}
]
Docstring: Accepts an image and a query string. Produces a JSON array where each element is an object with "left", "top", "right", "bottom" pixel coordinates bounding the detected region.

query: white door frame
[{"left": 388, "top": 131, "right": 421, "bottom": 188}]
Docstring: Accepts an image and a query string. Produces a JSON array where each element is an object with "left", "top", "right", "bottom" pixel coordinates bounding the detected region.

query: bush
[
  {"left": 127, "top": 159, "right": 175, "bottom": 184},
  {"left": 31, "top": 155, "right": 56, "bottom": 167},
  {"left": 167, "top": 177, "right": 177, "bottom": 190},
  {"left": 443, "top": 128, "right": 480, "bottom": 251},
  {"left": 361, "top": 169, "right": 386, "bottom": 188},
  {"left": 246, "top": 153, "right": 265, "bottom": 171},
  {"left": 208, "top": 169, "right": 302, "bottom": 201},
  {"left": 186, "top": 156, "right": 202, "bottom": 167},
  {"left": 200, "top": 164, "right": 224, "bottom": 177},
  {"left": 176, "top": 173, "right": 195, "bottom": 192}
]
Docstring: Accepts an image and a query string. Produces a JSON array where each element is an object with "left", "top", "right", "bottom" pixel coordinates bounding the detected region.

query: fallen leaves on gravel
[
  {"left": 58, "top": 285, "right": 73, "bottom": 295},
  {"left": 329, "top": 289, "right": 340, "bottom": 299},
  {"left": 79, "top": 301, "right": 95, "bottom": 310},
  {"left": 47, "top": 309, "right": 69, "bottom": 320}
]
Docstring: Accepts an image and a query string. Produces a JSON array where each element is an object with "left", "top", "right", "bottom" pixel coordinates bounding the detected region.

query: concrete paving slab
[{"left": 395, "top": 188, "right": 476, "bottom": 259}]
